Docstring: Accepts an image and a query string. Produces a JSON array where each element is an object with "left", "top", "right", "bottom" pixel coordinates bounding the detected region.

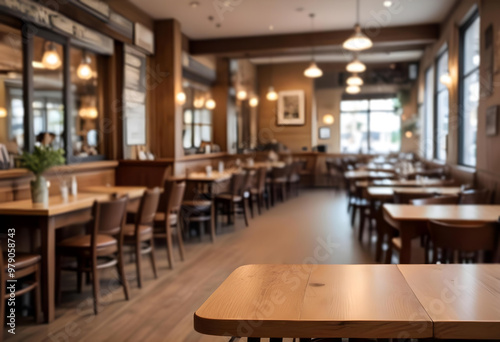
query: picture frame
[
  {"left": 486, "top": 106, "right": 498, "bottom": 136},
  {"left": 319, "top": 127, "right": 331, "bottom": 140},
  {"left": 277, "top": 90, "right": 305, "bottom": 126}
]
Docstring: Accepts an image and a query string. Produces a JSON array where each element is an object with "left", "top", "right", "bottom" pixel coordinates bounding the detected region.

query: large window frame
[
  {"left": 434, "top": 48, "right": 450, "bottom": 162},
  {"left": 423, "top": 66, "right": 435, "bottom": 160},
  {"left": 458, "top": 11, "right": 480, "bottom": 167},
  {"left": 3, "top": 21, "right": 106, "bottom": 164}
]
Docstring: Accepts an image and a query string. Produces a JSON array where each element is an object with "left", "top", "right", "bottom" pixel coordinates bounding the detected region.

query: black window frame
[{"left": 433, "top": 48, "right": 450, "bottom": 162}]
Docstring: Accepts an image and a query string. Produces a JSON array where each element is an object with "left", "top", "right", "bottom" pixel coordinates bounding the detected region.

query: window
[
  {"left": 0, "top": 24, "right": 24, "bottom": 160},
  {"left": 423, "top": 67, "right": 434, "bottom": 160},
  {"left": 182, "top": 87, "right": 213, "bottom": 150},
  {"left": 435, "top": 50, "right": 449, "bottom": 161},
  {"left": 459, "top": 13, "right": 480, "bottom": 166},
  {"left": 340, "top": 98, "right": 401, "bottom": 153}
]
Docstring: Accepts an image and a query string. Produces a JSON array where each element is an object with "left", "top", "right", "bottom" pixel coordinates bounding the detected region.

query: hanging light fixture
[
  {"left": 42, "top": 41, "right": 62, "bottom": 70},
  {"left": 304, "top": 13, "right": 323, "bottom": 78},
  {"left": 346, "top": 74, "right": 364, "bottom": 86},
  {"left": 237, "top": 90, "right": 248, "bottom": 100},
  {"left": 323, "top": 114, "right": 334, "bottom": 125},
  {"left": 205, "top": 98, "right": 216, "bottom": 110},
  {"left": 346, "top": 85, "right": 361, "bottom": 94},
  {"left": 0, "top": 107, "right": 7, "bottom": 118},
  {"left": 77, "top": 51, "right": 93, "bottom": 80},
  {"left": 439, "top": 72, "right": 452, "bottom": 87},
  {"left": 346, "top": 55, "right": 366, "bottom": 73},
  {"left": 249, "top": 96, "right": 259, "bottom": 107},
  {"left": 343, "top": 0, "right": 373, "bottom": 51},
  {"left": 176, "top": 92, "right": 187, "bottom": 105},
  {"left": 266, "top": 86, "right": 278, "bottom": 101}
]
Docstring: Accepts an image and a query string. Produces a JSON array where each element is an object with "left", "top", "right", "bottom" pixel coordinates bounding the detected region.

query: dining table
[
  {"left": 367, "top": 186, "right": 462, "bottom": 201},
  {"left": 383, "top": 204, "right": 500, "bottom": 263},
  {"left": 194, "top": 264, "right": 434, "bottom": 340},
  {"left": 344, "top": 170, "right": 394, "bottom": 180},
  {"left": 82, "top": 185, "right": 147, "bottom": 212},
  {"left": 372, "top": 178, "right": 455, "bottom": 187}
]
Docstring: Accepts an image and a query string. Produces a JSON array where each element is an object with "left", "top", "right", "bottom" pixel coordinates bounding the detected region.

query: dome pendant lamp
[
  {"left": 304, "top": 13, "right": 323, "bottom": 78},
  {"left": 343, "top": 0, "right": 373, "bottom": 51}
]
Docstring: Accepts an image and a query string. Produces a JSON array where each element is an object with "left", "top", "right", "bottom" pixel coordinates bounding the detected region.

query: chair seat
[
  {"left": 271, "top": 177, "right": 287, "bottom": 183},
  {"left": 154, "top": 212, "right": 178, "bottom": 224},
  {"left": 182, "top": 200, "right": 211, "bottom": 211},
  {"left": 58, "top": 234, "right": 117, "bottom": 249},
  {"left": 215, "top": 194, "right": 242, "bottom": 202},
  {"left": 289, "top": 174, "right": 300, "bottom": 183},
  {"left": 3, "top": 253, "right": 40, "bottom": 271},
  {"left": 122, "top": 224, "right": 153, "bottom": 237}
]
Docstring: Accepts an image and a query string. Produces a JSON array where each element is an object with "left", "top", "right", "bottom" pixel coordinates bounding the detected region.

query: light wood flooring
[{"left": 8, "top": 189, "right": 381, "bottom": 342}]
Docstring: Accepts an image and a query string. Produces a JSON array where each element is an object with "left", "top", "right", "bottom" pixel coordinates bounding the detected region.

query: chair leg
[
  {"left": 257, "top": 194, "right": 262, "bottom": 215},
  {"left": 176, "top": 220, "right": 186, "bottom": 261},
  {"left": 248, "top": 195, "right": 254, "bottom": 218},
  {"left": 358, "top": 210, "right": 366, "bottom": 242},
  {"left": 165, "top": 220, "right": 175, "bottom": 269},
  {"left": 77, "top": 256, "right": 83, "bottom": 293},
  {"left": 281, "top": 184, "right": 286, "bottom": 202},
  {"left": 149, "top": 238, "right": 158, "bottom": 279},
  {"left": 210, "top": 203, "right": 216, "bottom": 243},
  {"left": 55, "top": 254, "right": 62, "bottom": 305},
  {"left": 34, "top": 264, "right": 42, "bottom": 323},
  {"left": 91, "top": 256, "right": 99, "bottom": 315},
  {"left": 117, "top": 245, "right": 130, "bottom": 301},
  {"left": 242, "top": 200, "right": 249, "bottom": 227},
  {"left": 351, "top": 205, "right": 357, "bottom": 227},
  {"left": 135, "top": 239, "right": 143, "bottom": 288}
]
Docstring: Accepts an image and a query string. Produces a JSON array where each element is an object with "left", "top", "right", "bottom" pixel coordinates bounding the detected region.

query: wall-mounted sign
[{"left": 134, "top": 22, "right": 155, "bottom": 55}]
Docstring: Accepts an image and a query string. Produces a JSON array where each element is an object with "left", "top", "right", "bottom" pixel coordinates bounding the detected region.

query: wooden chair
[
  {"left": 181, "top": 180, "right": 216, "bottom": 243},
  {"left": 428, "top": 220, "right": 498, "bottom": 263},
  {"left": 56, "top": 196, "right": 130, "bottom": 314},
  {"left": 287, "top": 161, "right": 301, "bottom": 197},
  {"left": 0, "top": 244, "right": 41, "bottom": 334},
  {"left": 249, "top": 167, "right": 268, "bottom": 215},
  {"left": 269, "top": 166, "right": 288, "bottom": 205},
  {"left": 459, "top": 188, "right": 493, "bottom": 204},
  {"left": 123, "top": 188, "right": 161, "bottom": 288},
  {"left": 214, "top": 172, "right": 249, "bottom": 227},
  {"left": 154, "top": 180, "right": 186, "bottom": 269}
]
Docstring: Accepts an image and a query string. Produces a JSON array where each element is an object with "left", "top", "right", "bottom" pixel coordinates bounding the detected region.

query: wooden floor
[{"left": 9, "top": 189, "right": 377, "bottom": 342}]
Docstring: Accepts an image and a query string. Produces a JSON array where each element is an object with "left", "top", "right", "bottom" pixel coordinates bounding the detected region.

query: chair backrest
[
  {"left": 393, "top": 191, "right": 435, "bottom": 204},
  {"left": 243, "top": 170, "right": 255, "bottom": 192},
  {"left": 459, "top": 188, "right": 492, "bottom": 205},
  {"left": 163, "top": 180, "right": 186, "bottom": 213},
  {"left": 91, "top": 195, "right": 128, "bottom": 246},
  {"left": 137, "top": 188, "right": 161, "bottom": 227},
  {"left": 428, "top": 220, "right": 497, "bottom": 262},
  {"left": 229, "top": 172, "right": 246, "bottom": 196},
  {"left": 161, "top": 166, "right": 172, "bottom": 185},
  {"left": 256, "top": 167, "right": 267, "bottom": 193},
  {"left": 271, "top": 166, "right": 287, "bottom": 179},
  {"left": 410, "top": 195, "right": 459, "bottom": 206}
]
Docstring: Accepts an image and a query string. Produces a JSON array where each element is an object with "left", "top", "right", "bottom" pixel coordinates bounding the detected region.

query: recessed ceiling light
[
  {"left": 190, "top": 1, "right": 200, "bottom": 8},
  {"left": 269, "top": 25, "right": 274, "bottom": 31},
  {"left": 296, "top": 7, "right": 304, "bottom": 12},
  {"left": 383, "top": 0, "right": 393, "bottom": 7}
]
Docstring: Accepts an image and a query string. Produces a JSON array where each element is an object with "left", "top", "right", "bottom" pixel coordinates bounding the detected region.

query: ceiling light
[
  {"left": 439, "top": 73, "right": 452, "bottom": 87},
  {"left": 237, "top": 90, "right": 248, "bottom": 100},
  {"left": 42, "top": 42, "right": 61, "bottom": 70},
  {"left": 323, "top": 114, "right": 334, "bottom": 125},
  {"left": 343, "top": 24, "right": 373, "bottom": 51},
  {"left": 383, "top": 0, "right": 393, "bottom": 7},
  {"left": 190, "top": 1, "right": 200, "bottom": 8},
  {"left": 249, "top": 96, "right": 259, "bottom": 107},
  {"left": 346, "top": 57, "right": 366, "bottom": 73},
  {"left": 32, "top": 61, "right": 45, "bottom": 69},
  {"left": 266, "top": 86, "right": 278, "bottom": 101},
  {"left": 304, "top": 61, "right": 323, "bottom": 78},
  {"left": 346, "top": 74, "right": 364, "bottom": 86},
  {"left": 269, "top": 25, "right": 274, "bottom": 31},
  {"left": 77, "top": 52, "right": 92, "bottom": 80},
  {"left": 176, "top": 92, "right": 186, "bottom": 105},
  {"left": 0, "top": 107, "right": 7, "bottom": 118},
  {"left": 343, "top": 0, "right": 373, "bottom": 51},
  {"left": 194, "top": 97, "right": 205, "bottom": 108},
  {"left": 405, "top": 131, "right": 413, "bottom": 138},
  {"left": 205, "top": 98, "right": 216, "bottom": 110},
  {"left": 346, "top": 85, "right": 361, "bottom": 94},
  {"left": 79, "top": 107, "right": 98, "bottom": 119}
]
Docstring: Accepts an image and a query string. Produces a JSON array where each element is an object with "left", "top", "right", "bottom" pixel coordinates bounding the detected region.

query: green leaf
[{"left": 21, "top": 146, "right": 65, "bottom": 176}]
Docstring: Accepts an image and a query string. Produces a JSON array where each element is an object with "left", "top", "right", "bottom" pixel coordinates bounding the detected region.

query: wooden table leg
[
  {"left": 40, "top": 216, "right": 56, "bottom": 323},
  {"left": 399, "top": 229, "right": 413, "bottom": 264}
]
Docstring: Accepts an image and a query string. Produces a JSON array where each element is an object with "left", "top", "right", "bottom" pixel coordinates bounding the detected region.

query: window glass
[
  {"left": 340, "top": 100, "right": 369, "bottom": 112},
  {"left": 423, "top": 67, "right": 434, "bottom": 159},
  {"left": 0, "top": 24, "right": 24, "bottom": 162},
  {"left": 181, "top": 86, "right": 214, "bottom": 150},
  {"left": 463, "top": 17, "right": 480, "bottom": 76},
  {"left": 435, "top": 51, "right": 449, "bottom": 161},
  {"left": 340, "top": 112, "right": 368, "bottom": 153},
  {"left": 369, "top": 111, "right": 401, "bottom": 153},
  {"left": 70, "top": 48, "right": 100, "bottom": 157},
  {"left": 33, "top": 36, "right": 65, "bottom": 151}
]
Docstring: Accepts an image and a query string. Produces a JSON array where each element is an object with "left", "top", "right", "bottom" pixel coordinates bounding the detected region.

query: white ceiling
[{"left": 130, "top": 0, "right": 456, "bottom": 40}]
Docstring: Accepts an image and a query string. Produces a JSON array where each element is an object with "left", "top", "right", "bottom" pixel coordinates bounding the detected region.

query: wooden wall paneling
[
  {"left": 212, "top": 58, "right": 230, "bottom": 152},
  {"left": 116, "top": 160, "right": 174, "bottom": 188},
  {"left": 150, "top": 20, "right": 184, "bottom": 159}
]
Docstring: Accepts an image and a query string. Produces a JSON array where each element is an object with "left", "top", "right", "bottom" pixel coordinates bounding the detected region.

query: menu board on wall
[{"left": 123, "top": 46, "right": 147, "bottom": 146}]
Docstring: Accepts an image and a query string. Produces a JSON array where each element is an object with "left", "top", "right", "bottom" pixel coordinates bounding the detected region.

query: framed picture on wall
[
  {"left": 319, "top": 127, "right": 331, "bottom": 140},
  {"left": 277, "top": 90, "right": 305, "bottom": 125}
]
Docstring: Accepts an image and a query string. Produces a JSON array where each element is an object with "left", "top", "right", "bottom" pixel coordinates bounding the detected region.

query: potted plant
[{"left": 21, "top": 146, "right": 65, "bottom": 206}]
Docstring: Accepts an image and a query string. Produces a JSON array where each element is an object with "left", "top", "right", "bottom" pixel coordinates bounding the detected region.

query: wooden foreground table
[
  {"left": 398, "top": 264, "right": 500, "bottom": 339},
  {"left": 194, "top": 264, "right": 432, "bottom": 339}
]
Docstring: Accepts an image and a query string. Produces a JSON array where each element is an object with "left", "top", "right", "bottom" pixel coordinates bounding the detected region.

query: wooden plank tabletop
[
  {"left": 372, "top": 179, "right": 455, "bottom": 187},
  {"left": 344, "top": 171, "right": 394, "bottom": 180},
  {"left": 398, "top": 264, "right": 500, "bottom": 340},
  {"left": 82, "top": 186, "right": 147, "bottom": 199},
  {"left": 367, "top": 186, "right": 462, "bottom": 200},
  {"left": 383, "top": 204, "right": 500, "bottom": 222},
  {"left": 194, "top": 264, "right": 432, "bottom": 339},
  {"left": 0, "top": 193, "right": 109, "bottom": 216},
  {"left": 187, "top": 171, "right": 233, "bottom": 182}
]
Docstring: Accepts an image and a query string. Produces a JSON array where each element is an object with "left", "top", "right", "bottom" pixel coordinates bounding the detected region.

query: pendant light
[
  {"left": 343, "top": 0, "right": 373, "bottom": 51},
  {"left": 77, "top": 51, "right": 93, "bottom": 80},
  {"left": 323, "top": 114, "right": 334, "bottom": 125},
  {"left": 42, "top": 41, "right": 62, "bottom": 70},
  {"left": 205, "top": 98, "right": 216, "bottom": 110},
  {"left": 249, "top": 96, "right": 259, "bottom": 107},
  {"left": 176, "top": 92, "right": 187, "bottom": 105},
  {"left": 267, "top": 56, "right": 279, "bottom": 101},
  {"left": 237, "top": 90, "right": 248, "bottom": 100},
  {"left": 304, "top": 13, "right": 323, "bottom": 78},
  {"left": 346, "top": 54, "right": 366, "bottom": 73},
  {"left": 346, "top": 85, "right": 361, "bottom": 94},
  {"left": 346, "top": 73, "right": 364, "bottom": 86}
]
